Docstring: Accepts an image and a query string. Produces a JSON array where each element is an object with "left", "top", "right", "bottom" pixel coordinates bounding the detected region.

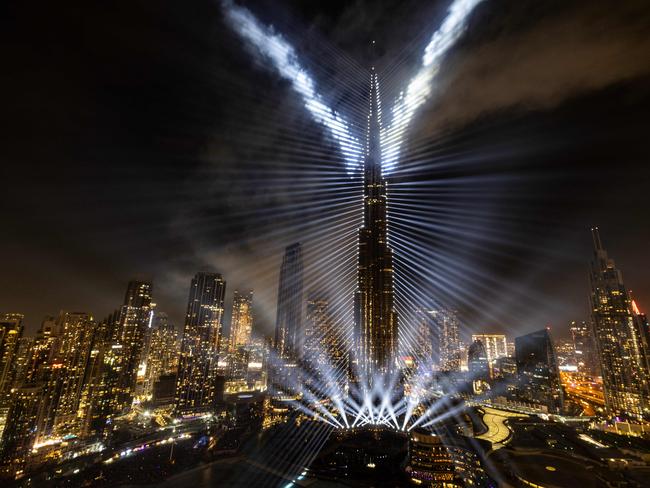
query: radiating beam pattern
[
  {"left": 221, "top": 0, "right": 364, "bottom": 173},
  {"left": 381, "top": 0, "right": 485, "bottom": 174},
  {"left": 218, "top": 0, "right": 494, "bottom": 437}
]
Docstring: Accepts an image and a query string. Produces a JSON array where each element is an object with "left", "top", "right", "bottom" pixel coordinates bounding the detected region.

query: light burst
[{"left": 221, "top": 0, "right": 364, "bottom": 173}]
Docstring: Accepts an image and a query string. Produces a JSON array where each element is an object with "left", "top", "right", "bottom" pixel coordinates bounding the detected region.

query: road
[{"left": 477, "top": 407, "right": 527, "bottom": 449}]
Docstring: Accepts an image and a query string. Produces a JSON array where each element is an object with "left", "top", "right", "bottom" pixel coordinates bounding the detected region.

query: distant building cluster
[{"left": 1, "top": 223, "right": 648, "bottom": 483}]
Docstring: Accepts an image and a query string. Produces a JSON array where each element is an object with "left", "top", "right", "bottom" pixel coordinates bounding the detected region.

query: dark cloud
[{"left": 1, "top": 0, "right": 648, "bottom": 340}]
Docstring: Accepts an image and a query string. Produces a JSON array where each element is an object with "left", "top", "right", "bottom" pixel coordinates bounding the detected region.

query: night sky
[{"left": 2, "top": 0, "right": 649, "bottom": 340}]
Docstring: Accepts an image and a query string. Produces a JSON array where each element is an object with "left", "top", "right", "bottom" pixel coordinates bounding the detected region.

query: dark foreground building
[{"left": 515, "top": 328, "right": 564, "bottom": 413}]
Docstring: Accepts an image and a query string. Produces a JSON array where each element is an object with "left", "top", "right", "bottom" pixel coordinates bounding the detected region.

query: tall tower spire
[{"left": 353, "top": 67, "right": 398, "bottom": 383}]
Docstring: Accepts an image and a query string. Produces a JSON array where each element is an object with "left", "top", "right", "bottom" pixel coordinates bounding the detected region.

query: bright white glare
[
  {"left": 221, "top": 0, "right": 363, "bottom": 173},
  {"left": 381, "top": 0, "right": 485, "bottom": 174}
]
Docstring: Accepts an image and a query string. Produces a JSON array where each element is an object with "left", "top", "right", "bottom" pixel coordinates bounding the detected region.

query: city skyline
[
  {"left": 1, "top": 1, "right": 650, "bottom": 485},
  {"left": 2, "top": 0, "right": 649, "bottom": 338}
]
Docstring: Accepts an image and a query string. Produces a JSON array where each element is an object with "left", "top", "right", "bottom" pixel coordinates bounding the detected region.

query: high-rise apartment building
[
  {"left": 431, "top": 310, "right": 463, "bottom": 372},
  {"left": 175, "top": 272, "right": 226, "bottom": 414},
  {"left": 305, "top": 297, "right": 347, "bottom": 389},
  {"left": 0, "top": 314, "right": 24, "bottom": 398},
  {"left": 230, "top": 290, "right": 254, "bottom": 350},
  {"left": 589, "top": 228, "right": 650, "bottom": 419},
  {"left": 142, "top": 312, "right": 179, "bottom": 397},
  {"left": 275, "top": 244, "right": 304, "bottom": 360},
  {"left": 49, "top": 312, "right": 94, "bottom": 435}
]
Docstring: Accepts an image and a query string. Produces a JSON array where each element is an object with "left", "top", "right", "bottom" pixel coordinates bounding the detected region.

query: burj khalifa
[{"left": 353, "top": 69, "right": 398, "bottom": 382}]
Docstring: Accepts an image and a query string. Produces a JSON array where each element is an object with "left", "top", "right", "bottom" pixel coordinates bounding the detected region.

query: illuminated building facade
[
  {"left": 471, "top": 334, "right": 507, "bottom": 364},
  {"left": 274, "top": 243, "right": 304, "bottom": 360},
  {"left": 49, "top": 312, "right": 94, "bottom": 435},
  {"left": 431, "top": 310, "right": 463, "bottom": 372},
  {"left": 0, "top": 385, "right": 43, "bottom": 477},
  {"left": 0, "top": 313, "right": 23, "bottom": 399},
  {"left": 515, "top": 328, "right": 564, "bottom": 413},
  {"left": 354, "top": 71, "right": 398, "bottom": 379},
  {"left": 99, "top": 281, "right": 154, "bottom": 415},
  {"left": 569, "top": 320, "right": 598, "bottom": 376},
  {"left": 414, "top": 310, "right": 439, "bottom": 371},
  {"left": 305, "top": 297, "right": 347, "bottom": 389},
  {"left": 139, "top": 311, "right": 179, "bottom": 398},
  {"left": 230, "top": 290, "right": 254, "bottom": 350},
  {"left": 175, "top": 272, "right": 226, "bottom": 414},
  {"left": 406, "top": 429, "right": 487, "bottom": 487},
  {"left": 589, "top": 228, "right": 650, "bottom": 419}
]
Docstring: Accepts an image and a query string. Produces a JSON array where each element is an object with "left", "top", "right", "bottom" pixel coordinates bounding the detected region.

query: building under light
[
  {"left": 471, "top": 333, "right": 507, "bottom": 364},
  {"left": 274, "top": 243, "right": 304, "bottom": 360},
  {"left": 431, "top": 310, "right": 463, "bottom": 372},
  {"left": 589, "top": 227, "right": 650, "bottom": 420},
  {"left": 230, "top": 290, "right": 254, "bottom": 350},
  {"left": 175, "top": 272, "right": 226, "bottom": 415},
  {"left": 305, "top": 297, "right": 348, "bottom": 391},
  {"left": 353, "top": 70, "right": 398, "bottom": 381}
]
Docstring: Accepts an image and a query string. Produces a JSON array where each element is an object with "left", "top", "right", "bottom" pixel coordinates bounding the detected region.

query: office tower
[
  {"left": 467, "top": 340, "right": 489, "bottom": 380},
  {"left": 569, "top": 320, "right": 598, "bottom": 376},
  {"left": 0, "top": 313, "right": 24, "bottom": 398},
  {"left": 275, "top": 244, "right": 304, "bottom": 360},
  {"left": 589, "top": 228, "right": 650, "bottom": 419},
  {"left": 354, "top": 71, "right": 398, "bottom": 379},
  {"left": 515, "top": 328, "right": 564, "bottom": 413},
  {"left": 471, "top": 334, "right": 507, "bottom": 364},
  {"left": 305, "top": 297, "right": 347, "bottom": 389},
  {"left": 230, "top": 290, "right": 254, "bottom": 350},
  {"left": 431, "top": 310, "right": 463, "bottom": 372},
  {"left": 175, "top": 272, "right": 226, "bottom": 415}
]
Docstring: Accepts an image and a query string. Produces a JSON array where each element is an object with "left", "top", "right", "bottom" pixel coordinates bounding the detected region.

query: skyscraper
[
  {"left": 432, "top": 310, "right": 463, "bottom": 372},
  {"left": 139, "top": 311, "right": 179, "bottom": 399},
  {"left": 109, "top": 281, "right": 153, "bottom": 413},
  {"left": 274, "top": 243, "right": 304, "bottom": 360},
  {"left": 414, "top": 310, "right": 440, "bottom": 370},
  {"left": 0, "top": 314, "right": 23, "bottom": 398},
  {"left": 305, "top": 297, "right": 347, "bottom": 389},
  {"left": 569, "top": 320, "right": 598, "bottom": 376},
  {"left": 175, "top": 272, "right": 226, "bottom": 415},
  {"left": 589, "top": 228, "right": 650, "bottom": 419},
  {"left": 49, "top": 312, "right": 94, "bottom": 435},
  {"left": 467, "top": 339, "right": 489, "bottom": 381},
  {"left": 354, "top": 70, "right": 398, "bottom": 379},
  {"left": 515, "top": 328, "right": 564, "bottom": 413},
  {"left": 230, "top": 290, "right": 254, "bottom": 350}
]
